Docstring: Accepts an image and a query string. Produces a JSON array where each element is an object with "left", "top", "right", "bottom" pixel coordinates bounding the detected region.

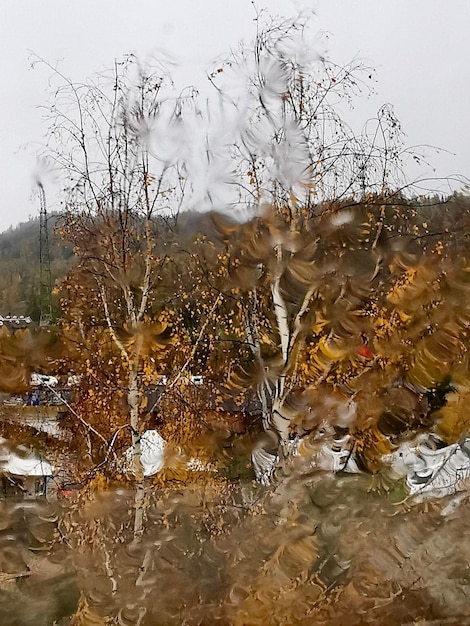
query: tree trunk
[{"left": 128, "top": 367, "right": 145, "bottom": 542}]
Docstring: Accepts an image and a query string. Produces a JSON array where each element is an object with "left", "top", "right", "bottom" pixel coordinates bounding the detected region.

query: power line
[{"left": 38, "top": 182, "right": 53, "bottom": 326}]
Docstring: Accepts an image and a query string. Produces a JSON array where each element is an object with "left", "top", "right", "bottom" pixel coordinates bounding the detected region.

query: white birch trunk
[
  {"left": 129, "top": 366, "right": 145, "bottom": 542},
  {"left": 270, "top": 260, "right": 291, "bottom": 442}
]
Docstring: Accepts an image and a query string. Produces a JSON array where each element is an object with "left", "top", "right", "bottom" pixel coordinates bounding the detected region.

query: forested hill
[
  {"left": 0, "top": 213, "right": 73, "bottom": 320},
  {"left": 0, "top": 209, "right": 219, "bottom": 322},
  {"left": 0, "top": 195, "right": 468, "bottom": 322}
]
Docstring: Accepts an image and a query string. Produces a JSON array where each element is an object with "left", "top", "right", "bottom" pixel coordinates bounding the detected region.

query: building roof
[{"left": 0, "top": 315, "right": 33, "bottom": 330}]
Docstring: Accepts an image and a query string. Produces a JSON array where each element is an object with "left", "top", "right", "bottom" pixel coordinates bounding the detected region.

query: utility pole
[{"left": 38, "top": 182, "right": 53, "bottom": 326}]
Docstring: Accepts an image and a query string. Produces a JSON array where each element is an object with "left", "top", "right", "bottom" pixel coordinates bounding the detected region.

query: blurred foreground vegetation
[{"left": 1, "top": 467, "right": 470, "bottom": 625}]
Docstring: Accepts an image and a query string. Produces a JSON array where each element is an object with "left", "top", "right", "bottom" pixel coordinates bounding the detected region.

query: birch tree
[
  {"left": 40, "top": 56, "right": 193, "bottom": 537},
  {"left": 207, "top": 16, "right": 418, "bottom": 481}
]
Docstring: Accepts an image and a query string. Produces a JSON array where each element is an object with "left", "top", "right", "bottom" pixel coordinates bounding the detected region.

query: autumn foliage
[{"left": 1, "top": 13, "right": 470, "bottom": 624}]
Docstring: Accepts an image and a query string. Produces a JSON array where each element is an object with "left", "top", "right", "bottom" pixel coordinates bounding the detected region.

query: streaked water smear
[{"left": 0, "top": 467, "right": 469, "bottom": 624}]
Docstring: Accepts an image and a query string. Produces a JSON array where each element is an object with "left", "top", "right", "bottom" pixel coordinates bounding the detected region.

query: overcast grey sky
[{"left": 0, "top": 0, "right": 469, "bottom": 233}]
